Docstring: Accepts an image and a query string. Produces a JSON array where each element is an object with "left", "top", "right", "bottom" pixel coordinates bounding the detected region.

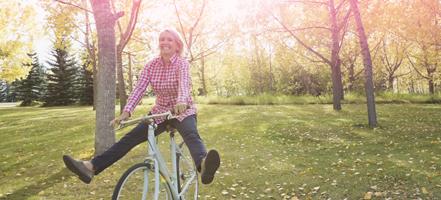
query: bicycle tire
[
  {"left": 112, "top": 162, "right": 172, "bottom": 200},
  {"left": 176, "top": 144, "right": 199, "bottom": 200}
]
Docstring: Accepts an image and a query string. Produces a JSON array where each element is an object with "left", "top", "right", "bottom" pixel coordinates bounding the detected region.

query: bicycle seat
[{"left": 166, "top": 124, "right": 176, "bottom": 134}]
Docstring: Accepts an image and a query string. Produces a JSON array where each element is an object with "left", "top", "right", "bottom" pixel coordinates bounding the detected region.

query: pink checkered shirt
[{"left": 123, "top": 54, "right": 196, "bottom": 124}]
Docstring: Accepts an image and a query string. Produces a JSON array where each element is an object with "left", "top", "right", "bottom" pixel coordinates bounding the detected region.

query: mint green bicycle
[{"left": 112, "top": 111, "right": 198, "bottom": 200}]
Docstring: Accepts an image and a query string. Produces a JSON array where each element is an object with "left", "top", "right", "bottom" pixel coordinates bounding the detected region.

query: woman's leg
[
  {"left": 91, "top": 122, "right": 166, "bottom": 175},
  {"left": 171, "top": 115, "right": 220, "bottom": 184},
  {"left": 170, "top": 115, "right": 207, "bottom": 170}
]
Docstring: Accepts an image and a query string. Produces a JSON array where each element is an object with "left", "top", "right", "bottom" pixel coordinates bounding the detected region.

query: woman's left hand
[{"left": 174, "top": 103, "right": 187, "bottom": 115}]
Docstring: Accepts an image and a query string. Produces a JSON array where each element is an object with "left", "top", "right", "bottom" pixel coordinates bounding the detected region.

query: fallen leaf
[
  {"left": 421, "top": 187, "right": 428, "bottom": 194},
  {"left": 364, "top": 192, "right": 372, "bottom": 199}
]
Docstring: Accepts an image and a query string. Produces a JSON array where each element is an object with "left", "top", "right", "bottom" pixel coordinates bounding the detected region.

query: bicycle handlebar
[{"left": 116, "top": 111, "right": 175, "bottom": 130}]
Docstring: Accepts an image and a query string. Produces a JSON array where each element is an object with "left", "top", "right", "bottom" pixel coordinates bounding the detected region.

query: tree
[
  {"left": 77, "top": 59, "right": 94, "bottom": 105},
  {"left": 44, "top": 47, "right": 78, "bottom": 106},
  {"left": 173, "top": 0, "right": 229, "bottom": 96},
  {"left": 0, "top": 1, "right": 42, "bottom": 81},
  {"left": 81, "top": 0, "right": 98, "bottom": 110},
  {"left": 404, "top": 0, "right": 440, "bottom": 94},
  {"left": 53, "top": 0, "right": 99, "bottom": 109},
  {"left": 3, "top": 79, "right": 22, "bottom": 103},
  {"left": 113, "top": 0, "right": 142, "bottom": 113},
  {"left": 349, "top": 0, "right": 377, "bottom": 127},
  {"left": 0, "top": 80, "right": 9, "bottom": 102},
  {"left": 379, "top": 37, "right": 409, "bottom": 92},
  {"left": 17, "top": 53, "right": 46, "bottom": 106},
  {"left": 272, "top": 0, "right": 351, "bottom": 110},
  {"left": 90, "top": 0, "right": 119, "bottom": 155}
]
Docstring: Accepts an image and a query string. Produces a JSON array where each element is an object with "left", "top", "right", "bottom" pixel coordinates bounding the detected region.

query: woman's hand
[
  {"left": 174, "top": 103, "right": 188, "bottom": 115},
  {"left": 110, "top": 111, "right": 130, "bottom": 127}
]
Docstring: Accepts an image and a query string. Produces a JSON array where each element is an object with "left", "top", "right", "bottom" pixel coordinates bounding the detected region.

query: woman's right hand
[{"left": 110, "top": 111, "right": 131, "bottom": 127}]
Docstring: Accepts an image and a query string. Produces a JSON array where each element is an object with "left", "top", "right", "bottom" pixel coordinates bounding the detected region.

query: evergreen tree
[
  {"left": 44, "top": 48, "right": 78, "bottom": 106},
  {"left": 17, "top": 53, "right": 46, "bottom": 106},
  {"left": 0, "top": 80, "right": 8, "bottom": 102},
  {"left": 77, "top": 60, "right": 94, "bottom": 105},
  {"left": 7, "top": 79, "right": 21, "bottom": 102}
]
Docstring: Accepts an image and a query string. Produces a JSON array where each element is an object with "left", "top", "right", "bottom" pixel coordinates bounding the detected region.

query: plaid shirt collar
[{"left": 158, "top": 53, "right": 179, "bottom": 67}]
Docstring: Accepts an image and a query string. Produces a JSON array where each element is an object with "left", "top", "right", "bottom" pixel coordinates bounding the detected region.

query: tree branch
[
  {"left": 119, "top": 0, "right": 142, "bottom": 50},
  {"left": 407, "top": 53, "right": 430, "bottom": 79},
  {"left": 271, "top": 11, "right": 331, "bottom": 65},
  {"left": 54, "top": 0, "right": 93, "bottom": 13},
  {"left": 173, "top": 0, "right": 192, "bottom": 57}
]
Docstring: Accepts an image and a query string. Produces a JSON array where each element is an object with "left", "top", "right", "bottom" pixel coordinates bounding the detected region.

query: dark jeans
[{"left": 91, "top": 114, "right": 207, "bottom": 175}]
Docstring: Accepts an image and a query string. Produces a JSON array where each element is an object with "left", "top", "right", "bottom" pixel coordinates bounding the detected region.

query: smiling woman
[
  {"left": 159, "top": 29, "right": 184, "bottom": 56},
  {"left": 63, "top": 28, "right": 221, "bottom": 187}
]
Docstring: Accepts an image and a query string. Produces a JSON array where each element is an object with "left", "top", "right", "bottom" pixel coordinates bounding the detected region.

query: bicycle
[{"left": 112, "top": 111, "right": 199, "bottom": 200}]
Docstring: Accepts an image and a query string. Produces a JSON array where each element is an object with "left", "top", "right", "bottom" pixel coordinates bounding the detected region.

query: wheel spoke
[{"left": 112, "top": 163, "right": 172, "bottom": 200}]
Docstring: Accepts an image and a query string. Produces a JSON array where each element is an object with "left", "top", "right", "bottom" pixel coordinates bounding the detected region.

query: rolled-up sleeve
[
  {"left": 176, "top": 59, "right": 190, "bottom": 104},
  {"left": 123, "top": 63, "right": 151, "bottom": 115}
]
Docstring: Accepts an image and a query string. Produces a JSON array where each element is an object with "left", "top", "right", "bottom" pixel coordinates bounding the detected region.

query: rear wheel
[
  {"left": 176, "top": 142, "right": 199, "bottom": 200},
  {"left": 112, "top": 162, "right": 172, "bottom": 200}
]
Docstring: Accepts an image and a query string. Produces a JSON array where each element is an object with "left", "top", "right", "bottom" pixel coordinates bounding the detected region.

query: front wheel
[{"left": 112, "top": 162, "right": 172, "bottom": 200}]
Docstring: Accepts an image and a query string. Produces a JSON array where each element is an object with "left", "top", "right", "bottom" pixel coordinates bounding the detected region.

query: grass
[
  {"left": 195, "top": 93, "right": 441, "bottom": 105},
  {"left": 0, "top": 103, "right": 440, "bottom": 199}
]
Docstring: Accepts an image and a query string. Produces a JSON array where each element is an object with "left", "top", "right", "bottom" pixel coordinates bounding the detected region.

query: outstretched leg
[
  {"left": 63, "top": 122, "right": 166, "bottom": 184},
  {"left": 171, "top": 115, "right": 220, "bottom": 184},
  {"left": 91, "top": 122, "right": 166, "bottom": 175}
]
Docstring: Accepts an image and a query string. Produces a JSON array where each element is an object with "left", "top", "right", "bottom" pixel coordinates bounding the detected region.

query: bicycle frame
[{"left": 127, "top": 114, "right": 197, "bottom": 200}]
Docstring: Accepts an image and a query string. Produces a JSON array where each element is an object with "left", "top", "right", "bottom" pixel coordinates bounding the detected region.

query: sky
[{"left": 24, "top": 0, "right": 52, "bottom": 63}]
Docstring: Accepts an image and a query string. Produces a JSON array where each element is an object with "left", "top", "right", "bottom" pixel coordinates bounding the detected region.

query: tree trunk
[
  {"left": 388, "top": 75, "right": 394, "bottom": 91},
  {"left": 116, "top": 47, "right": 127, "bottom": 114},
  {"left": 127, "top": 53, "right": 133, "bottom": 93},
  {"left": 348, "top": 63, "right": 355, "bottom": 91},
  {"left": 429, "top": 78, "right": 434, "bottom": 94},
  {"left": 329, "top": 0, "right": 343, "bottom": 109},
  {"left": 350, "top": 0, "right": 377, "bottom": 128},
  {"left": 200, "top": 52, "right": 207, "bottom": 96},
  {"left": 83, "top": 0, "right": 97, "bottom": 110},
  {"left": 90, "top": 0, "right": 117, "bottom": 155},
  {"left": 92, "top": 59, "right": 97, "bottom": 110}
]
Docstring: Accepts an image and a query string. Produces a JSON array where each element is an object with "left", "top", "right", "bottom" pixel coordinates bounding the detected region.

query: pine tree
[
  {"left": 77, "top": 60, "right": 94, "bottom": 105},
  {"left": 17, "top": 53, "right": 46, "bottom": 106},
  {"left": 44, "top": 48, "right": 78, "bottom": 106},
  {"left": 0, "top": 80, "right": 8, "bottom": 102},
  {"left": 7, "top": 79, "right": 21, "bottom": 102}
]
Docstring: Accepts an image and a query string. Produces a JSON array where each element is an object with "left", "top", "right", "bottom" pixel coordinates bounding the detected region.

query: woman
[{"left": 63, "top": 29, "right": 220, "bottom": 185}]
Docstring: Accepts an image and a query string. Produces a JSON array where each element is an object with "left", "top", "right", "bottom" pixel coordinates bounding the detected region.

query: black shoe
[
  {"left": 63, "top": 155, "right": 93, "bottom": 184},
  {"left": 201, "top": 150, "right": 220, "bottom": 184}
]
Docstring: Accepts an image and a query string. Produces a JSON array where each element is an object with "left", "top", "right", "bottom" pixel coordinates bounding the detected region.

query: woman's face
[{"left": 159, "top": 31, "right": 178, "bottom": 57}]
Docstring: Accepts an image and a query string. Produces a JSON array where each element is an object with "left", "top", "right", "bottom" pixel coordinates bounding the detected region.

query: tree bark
[
  {"left": 90, "top": 0, "right": 117, "bottom": 155},
  {"left": 348, "top": 63, "right": 355, "bottom": 91},
  {"left": 115, "top": 0, "right": 142, "bottom": 113},
  {"left": 388, "top": 75, "right": 394, "bottom": 91},
  {"left": 429, "top": 79, "right": 434, "bottom": 94},
  {"left": 329, "top": 0, "right": 343, "bottom": 108},
  {"left": 127, "top": 52, "right": 133, "bottom": 93},
  {"left": 274, "top": 1, "right": 346, "bottom": 110},
  {"left": 350, "top": 0, "right": 377, "bottom": 128},
  {"left": 82, "top": 0, "right": 97, "bottom": 110},
  {"left": 116, "top": 47, "right": 127, "bottom": 113},
  {"left": 200, "top": 51, "right": 207, "bottom": 96}
]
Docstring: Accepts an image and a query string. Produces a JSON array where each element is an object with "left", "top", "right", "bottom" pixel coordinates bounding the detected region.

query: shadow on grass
[{"left": 0, "top": 168, "right": 73, "bottom": 200}]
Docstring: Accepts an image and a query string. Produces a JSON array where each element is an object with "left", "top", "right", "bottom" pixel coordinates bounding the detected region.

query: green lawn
[{"left": 0, "top": 104, "right": 440, "bottom": 199}]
